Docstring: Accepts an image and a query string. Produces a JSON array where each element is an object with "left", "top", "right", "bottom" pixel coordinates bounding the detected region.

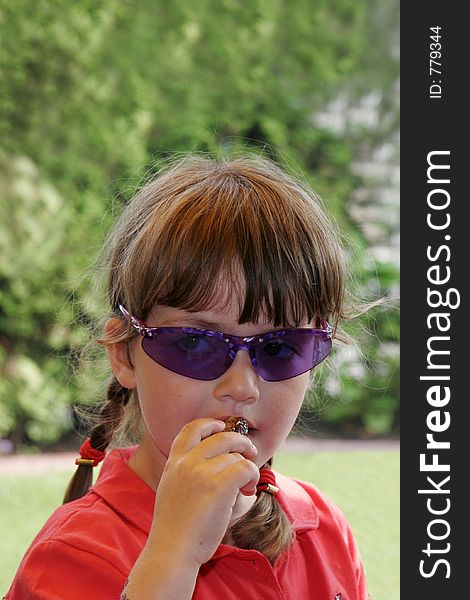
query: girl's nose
[{"left": 212, "top": 350, "right": 260, "bottom": 405}]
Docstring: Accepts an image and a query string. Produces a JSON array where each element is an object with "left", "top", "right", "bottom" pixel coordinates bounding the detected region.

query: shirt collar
[
  {"left": 90, "top": 447, "right": 319, "bottom": 540},
  {"left": 90, "top": 446, "right": 156, "bottom": 534},
  {"left": 275, "top": 471, "right": 319, "bottom": 532}
]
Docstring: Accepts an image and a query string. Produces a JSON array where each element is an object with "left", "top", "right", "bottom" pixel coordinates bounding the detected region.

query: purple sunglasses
[{"left": 119, "top": 305, "right": 333, "bottom": 382}]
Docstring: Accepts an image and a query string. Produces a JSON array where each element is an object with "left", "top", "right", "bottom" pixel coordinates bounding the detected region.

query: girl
[{"left": 6, "top": 155, "right": 369, "bottom": 599}]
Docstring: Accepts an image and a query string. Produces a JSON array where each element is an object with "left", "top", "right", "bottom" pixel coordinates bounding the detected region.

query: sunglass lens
[
  {"left": 256, "top": 331, "right": 332, "bottom": 381},
  {"left": 141, "top": 330, "right": 229, "bottom": 380}
]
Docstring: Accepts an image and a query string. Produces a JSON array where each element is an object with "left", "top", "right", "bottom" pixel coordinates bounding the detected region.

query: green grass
[
  {"left": 0, "top": 470, "right": 71, "bottom": 592},
  {"left": 0, "top": 451, "right": 399, "bottom": 599}
]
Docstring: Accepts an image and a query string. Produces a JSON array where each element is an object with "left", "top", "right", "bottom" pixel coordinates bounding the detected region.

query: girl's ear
[{"left": 104, "top": 318, "right": 137, "bottom": 390}]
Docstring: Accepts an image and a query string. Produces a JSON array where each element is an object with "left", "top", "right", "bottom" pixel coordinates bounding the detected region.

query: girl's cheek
[
  {"left": 140, "top": 410, "right": 179, "bottom": 457},
  {"left": 138, "top": 389, "right": 199, "bottom": 449}
]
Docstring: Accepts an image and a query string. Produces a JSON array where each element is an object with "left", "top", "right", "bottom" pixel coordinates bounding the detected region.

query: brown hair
[{"left": 64, "top": 153, "right": 350, "bottom": 563}]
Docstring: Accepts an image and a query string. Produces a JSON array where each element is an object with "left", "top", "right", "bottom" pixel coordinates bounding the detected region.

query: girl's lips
[{"left": 216, "top": 416, "right": 257, "bottom": 432}]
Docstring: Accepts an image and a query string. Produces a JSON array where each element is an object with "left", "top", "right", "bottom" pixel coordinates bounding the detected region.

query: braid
[
  {"left": 227, "top": 459, "right": 293, "bottom": 564},
  {"left": 88, "top": 377, "right": 130, "bottom": 452},
  {"left": 63, "top": 377, "right": 130, "bottom": 504}
]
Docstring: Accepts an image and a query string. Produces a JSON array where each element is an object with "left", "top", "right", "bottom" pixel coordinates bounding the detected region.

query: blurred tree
[{"left": 0, "top": 0, "right": 399, "bottom": 447}]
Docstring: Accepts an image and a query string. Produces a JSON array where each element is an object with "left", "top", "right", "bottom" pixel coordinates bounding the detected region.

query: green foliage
[
  {"left": 0, "top": 0, "right": 399, "bottom": 446},
  {"left": 304, "top": 263, "right": 400, "bottom": 436}
]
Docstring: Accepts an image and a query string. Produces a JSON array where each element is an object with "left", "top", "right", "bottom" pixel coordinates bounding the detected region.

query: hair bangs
[{"left": 107, "top": 155, "right": 345, "bottom": 330}]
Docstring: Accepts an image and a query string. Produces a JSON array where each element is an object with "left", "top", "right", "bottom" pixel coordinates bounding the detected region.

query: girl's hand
[{"left": 147, "top": 418, "right": 259, "bottom": 567}]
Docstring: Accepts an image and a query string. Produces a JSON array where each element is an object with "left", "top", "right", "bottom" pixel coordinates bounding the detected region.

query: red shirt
[{"left": 5, "top": 448, "right": 368, "bottom": 600}]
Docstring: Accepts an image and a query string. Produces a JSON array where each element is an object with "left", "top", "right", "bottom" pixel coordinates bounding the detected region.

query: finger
[
  {"left": 195, "top": 431, "right": 258, "bottom": 462},
  {"left": 203, "top": 453, "right": 260, "bottom": 496},
  {"left": 205, "top": 451, "right": 255, "bottom": 473},
  {"left": 217, "top": 457, "right": 260, "bottom": 497},
  {"left": 170, "top": 418, "right": 226, "bottom": 457}
]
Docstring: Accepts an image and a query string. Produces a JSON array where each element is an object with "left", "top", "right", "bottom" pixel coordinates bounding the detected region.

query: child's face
[{"left": 111, "top": 293, "right": 312, "bottom": 469}]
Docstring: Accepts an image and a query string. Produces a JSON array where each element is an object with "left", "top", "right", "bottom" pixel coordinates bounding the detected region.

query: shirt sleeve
[{"left": 5, "top": 539, "right": 128, "bottom": 600}]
